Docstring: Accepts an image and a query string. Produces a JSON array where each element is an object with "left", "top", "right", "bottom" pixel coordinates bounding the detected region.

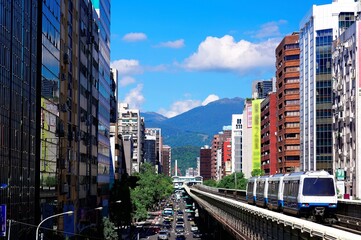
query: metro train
[{"left": 246, "top": 170, "right": 338, "bottom": 221}]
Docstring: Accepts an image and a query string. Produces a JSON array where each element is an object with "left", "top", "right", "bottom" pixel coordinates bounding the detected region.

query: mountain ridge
[{"left": 142, "top": 97, "right": 244, "bottom": 147}]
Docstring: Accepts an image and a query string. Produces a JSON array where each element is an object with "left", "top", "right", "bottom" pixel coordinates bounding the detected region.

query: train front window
[{"left": 302, "top": 178, "right": 335, "bottom": 196}]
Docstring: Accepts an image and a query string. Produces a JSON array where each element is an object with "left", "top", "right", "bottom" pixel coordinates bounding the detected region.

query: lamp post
[
  {"left": 35, "top": 211, "right": 74, "bottom": 240},
  {"left": 78, "top": 207, "right": 103, "bottom": 234}
]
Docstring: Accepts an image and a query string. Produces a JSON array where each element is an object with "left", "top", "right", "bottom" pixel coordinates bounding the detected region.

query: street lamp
[
  {"left": 36, "top": 211, "right": 74, "bottom": 240},
  {"left": 78, "top": 207, "right": 103, "bottom": 234}
]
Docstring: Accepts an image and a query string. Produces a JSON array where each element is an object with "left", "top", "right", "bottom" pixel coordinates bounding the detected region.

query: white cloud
[
  {"left": 158, "top": 94, "right": 220, "bottom": 118},
  {"left": 119, "top": 76, "right": 136, "bottom": 87},
  {"left": 202, "top": 94, "right": 219, "bottom": 106},
  {"left": 123, "top": 84, "right": 145, "bottom": 109},
  {"left": 156, "top": 39, "right": 185, "bottom": 49},
  {"left": 122, "top": 32, "right": 147, "bottom": 42},
  {"left": 158, "top": 99, "right": 201, "bottom": 118},
  {"left": 111, "top": 59, "right": 143, "bottom": 75},
  {"left": 253, "top": 20, "right": 287, "bottom": 38},
  {"left": 183, "top": 35, "right": 278, "bottom": 73}
]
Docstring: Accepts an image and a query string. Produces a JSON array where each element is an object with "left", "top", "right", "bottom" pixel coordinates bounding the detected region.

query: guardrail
[{"left": 187, "top": 186, "right": 361, "bottom": 240}]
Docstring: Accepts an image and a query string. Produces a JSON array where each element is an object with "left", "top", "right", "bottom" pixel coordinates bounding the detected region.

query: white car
[
  {"left": 191, "top": 224, "right": 198, "bottom": 232},
  {"left": 158, "top": 230, "right": 169, "bottom": 240}
]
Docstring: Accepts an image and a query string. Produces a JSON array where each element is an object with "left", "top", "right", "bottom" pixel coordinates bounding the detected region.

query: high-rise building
[
  {"left": 200, "top": 145, "right": 212, "bottom": 180},
  {"left": 161, "top": 145, "right": 171, "bottom": 176},
  {"left": 91, "top": 0, "right": 112, "bottom": 217},
  {"left": 144, "top": 135, "right": 156, "bottom": 165},
  {"left": 299, "top": 0, "right": 357, "bottom": 172},
  {"left": 275, "top": 33, "right": 301, "bottom": 173},
  {"left": 211, "top": 134, "right": 220, "bottom": 179},
  {"left": 332, "top": 16, "right": 361, "bottom": 199},
  {"left": 145, "top": 128, "right": 162, "bottom": 172},
  {"left": 0, "top": 1, "right": 41, "bottom": 238},
  {"left": 118, "top": 103, "right": 144, "bottom": 174},
  {"left": 231, "top": 114, "right": 243, "bottom": 173},
  {"left": 242, "top": 99, "right": 262, "bottom": 178},
  {"left": 39, "top": 0, "right": 61, "bottom": 233},
  {"left": 109, "top": 68, "right": 123, "bottom": 180},
  {"left": 58, "top": 0, "right": 101, "bottom": 235},
  {"left": 252, "top": 79, "right": 274, "bottom": 99},
  {"left": 260, "top": 93, "right": 278, "bottom": 175}
]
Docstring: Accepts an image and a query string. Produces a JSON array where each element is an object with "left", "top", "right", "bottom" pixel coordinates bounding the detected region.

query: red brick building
[
  {"left": 261, "top": 93, "right": 278, "bottom": 174},
  {"left": 275, "top": 33, "right": 301, "bottom": 173}
]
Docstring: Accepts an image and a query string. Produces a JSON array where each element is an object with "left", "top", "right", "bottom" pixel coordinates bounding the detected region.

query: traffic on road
[{"left": 136, "top": 188, "right": 204, "bottom": 240}]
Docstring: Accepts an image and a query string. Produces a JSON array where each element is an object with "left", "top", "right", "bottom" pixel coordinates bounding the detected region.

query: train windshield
[{"left": 302, "top": 178, "right": 335, "bottom": 196}]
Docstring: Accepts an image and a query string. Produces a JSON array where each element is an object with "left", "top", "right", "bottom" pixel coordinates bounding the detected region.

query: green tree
[
  {"left": 203, "top": 179, "right": 217, "bottom": 187},
  {"left": 217, "top": 172, "right": 247, "bottom": 190},
  {"left": 130, "top": 163, "right": 173, "bottom": 222},
  {"left": 251, "top": 169, "right": 264, "bottom": 177},
  {"left": 103, "top": 217, "right": 118, "bottom": 240}
]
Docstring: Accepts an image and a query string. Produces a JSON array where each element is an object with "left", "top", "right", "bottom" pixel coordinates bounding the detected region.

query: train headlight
[
  {"left": 301, "top": 203, "right": 309, "bottom": 207},
  {"left": 329, "top": 203, "right": 337, "bottom": 207}
]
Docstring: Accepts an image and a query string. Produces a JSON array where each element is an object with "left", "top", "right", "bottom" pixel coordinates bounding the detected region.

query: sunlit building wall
[
  {"left": 332, "top": 17, "right": 361, "bottom": 199},
  {"left": 299, "top": 0, "right": 357, "bottom": 173},
  {"left": 231, "top": 114, "right": 243, "bottom": 173}
]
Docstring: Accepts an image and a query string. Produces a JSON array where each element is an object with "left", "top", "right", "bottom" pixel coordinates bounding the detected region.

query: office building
[
  {"left": 161, "top": 145, "right": 171, "bottom": 176},
  {"left": 144, "top": 135, "right": 156, "bottom": 165},
  {"left": 252, "top": 79, "right": 274, "bottom": 99},
  {"left": 145, "top": 128, "right": 162, "bottom": 172},
  {"left": 275, "top": 33, "right": 301, "bottom": 173},
  {"left": 91, "top": 0, "right": 112, "bottom": 216},
  {"left": 299, "top": 0, "right": 357, "bottom": 172},
  {"left": 0, "top": 1, "right": 41, "bottom": 237}
]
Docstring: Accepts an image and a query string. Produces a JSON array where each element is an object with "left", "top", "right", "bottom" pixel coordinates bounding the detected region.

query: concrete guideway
[{"left": 186, "top": 186, "right": 361, "bottom": 240}]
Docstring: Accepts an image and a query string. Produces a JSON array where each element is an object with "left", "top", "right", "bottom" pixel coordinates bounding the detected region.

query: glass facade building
[
  {"left": 299, "top": 1, "right": 357, "bottom": 173},
  {"left": 39, "top": 0, "right": 61, "bottom": 231},
  {"left": 0, "top": 0, "right": 41, "bottom": 238},
  {"left": 91, "top": 0, "right": 112, "bottom": 216}
]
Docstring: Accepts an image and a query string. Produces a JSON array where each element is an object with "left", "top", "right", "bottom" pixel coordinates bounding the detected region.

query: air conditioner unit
[{"left": 337, "top": 84, "right": 343, "bottom": 91}]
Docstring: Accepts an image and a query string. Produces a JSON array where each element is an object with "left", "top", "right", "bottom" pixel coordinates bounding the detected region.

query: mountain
[{"left": 142, "top": 97, "right": 244, "bottom": 147}]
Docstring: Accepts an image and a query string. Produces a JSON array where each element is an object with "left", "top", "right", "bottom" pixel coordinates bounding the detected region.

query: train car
[
  {"left": 255, "top": 175, "right": 271, "bottom": 207},
  {"left": 267, "top": 173, "right": 288, "bottom": 211},
  {"left": 246, "top": 176, "right": 259, "bottom": 204},
  {"left": 282, "top": 170, "right": 337, "bottom": 220}
]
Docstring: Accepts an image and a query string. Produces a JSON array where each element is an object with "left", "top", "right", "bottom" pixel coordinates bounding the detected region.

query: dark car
[
  {"left": 193, "top": 230, "right": 202, "bottom": 238},
  {"left": 175, "top": 233, "right": 186, "bottom": 240},
  {"left": 175, "top": 225, "right": 185, "bottom": 233}
]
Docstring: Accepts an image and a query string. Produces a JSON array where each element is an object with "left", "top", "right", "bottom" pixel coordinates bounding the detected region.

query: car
[
  {"left": 175, "top": 225, "right": 185, "bottom": 233},
  {"left": 192, "top": 230, "right": 202, "bottom": 238},
  {"left": 190, "top": 224, "right": 198, "bottom": 232},
  {"left": 158, "top": 230, "right": 170, "bottom": 240},
  {"left": 187, "top": 215, "right": 194, "bottom": 221},
  {"left": 175, "top": 233, "right": 186, "bottom": 240}
]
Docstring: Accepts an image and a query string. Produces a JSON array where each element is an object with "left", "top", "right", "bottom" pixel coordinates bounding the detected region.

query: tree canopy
[
  {"left": 203, "top": 172, "right": 247, "bottom": 190},
  {"left": 130, "top": 163, "right": 173, "bottom": 221},
  {"left": 251, "top": 169, "right": 264, "bottom": 177}
]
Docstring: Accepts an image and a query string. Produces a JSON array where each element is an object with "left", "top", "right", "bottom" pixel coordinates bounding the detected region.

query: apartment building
[{"left": 275, "top": 33, "right": 301, "bottom": 173}]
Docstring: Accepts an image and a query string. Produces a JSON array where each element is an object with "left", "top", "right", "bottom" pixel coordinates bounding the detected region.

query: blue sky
[{"left": 110, "top": 0, "right": 330, "bottom": 117}]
